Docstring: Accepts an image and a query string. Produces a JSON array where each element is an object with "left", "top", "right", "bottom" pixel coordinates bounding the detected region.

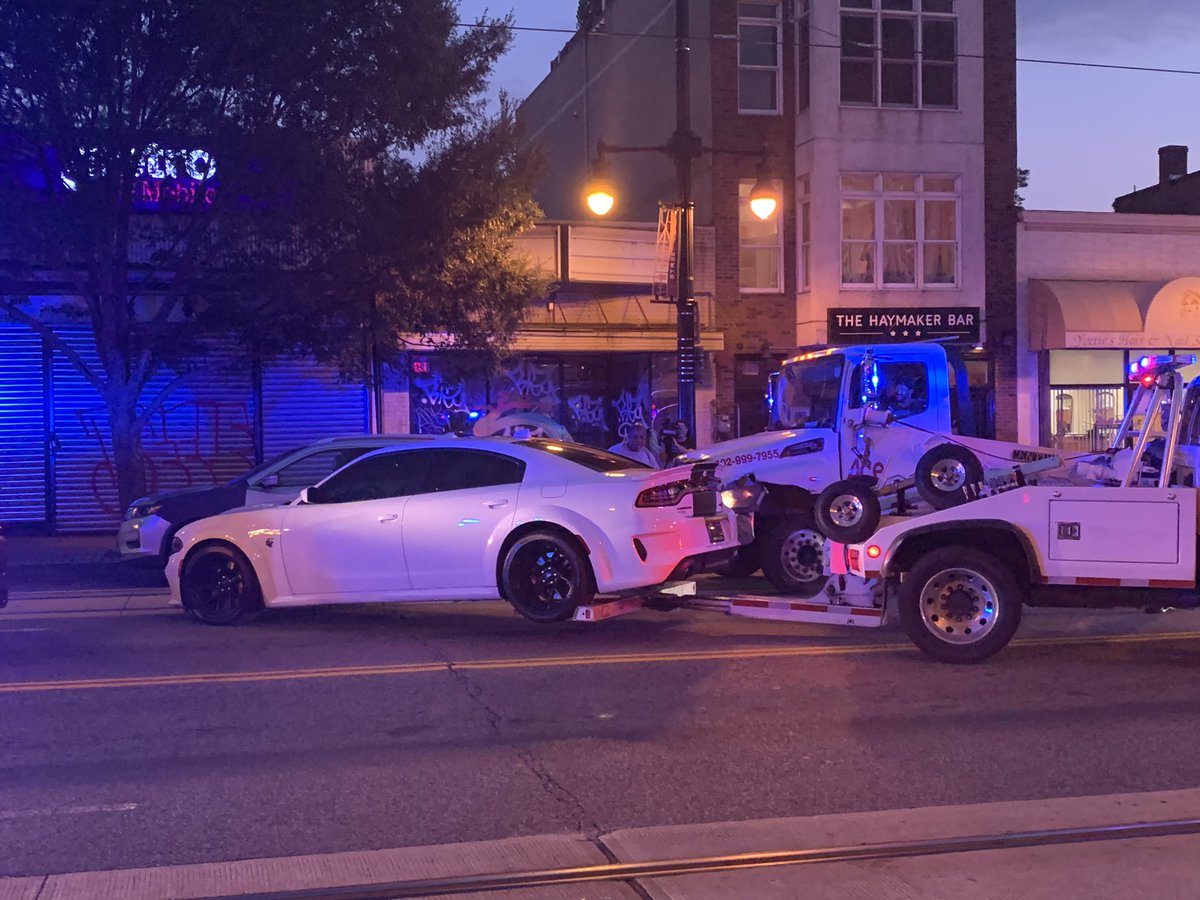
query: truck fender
[{"left": 884, "top": 519, "right": 1043, "bottom": 583}]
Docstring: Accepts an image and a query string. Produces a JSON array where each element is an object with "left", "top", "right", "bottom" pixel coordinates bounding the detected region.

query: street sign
[{"left": 827, "top": 306, "right": 981, "bottom": 344}]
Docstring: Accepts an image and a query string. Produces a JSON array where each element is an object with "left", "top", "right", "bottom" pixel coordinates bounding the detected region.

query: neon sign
[{"left": 62, "top": 144, "right": 219, "bottom": 211}]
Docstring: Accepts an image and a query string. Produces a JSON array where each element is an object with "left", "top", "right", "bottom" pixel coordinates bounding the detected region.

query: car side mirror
[
  {"left": 258, "top": 473, "right": 280, "bottom": 489},
  {"left": 297, "top": 486, "right": 323, "bottom": 505}
]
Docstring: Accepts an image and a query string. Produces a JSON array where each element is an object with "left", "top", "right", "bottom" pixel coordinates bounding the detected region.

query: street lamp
[{"left": 584, "top": 139, "right": 778, "bottom": 445}]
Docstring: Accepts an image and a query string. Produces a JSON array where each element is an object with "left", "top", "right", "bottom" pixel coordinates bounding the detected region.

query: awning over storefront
[
  {"left": 1029, "top": 277, "right": 1200, "bottom": 349},
  {"left": 513, "top": 328, "right": 724, "bottom": 353}
]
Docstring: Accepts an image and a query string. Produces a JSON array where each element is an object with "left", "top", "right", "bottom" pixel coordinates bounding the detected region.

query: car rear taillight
[{"left": 636, "top": 480, "right": 689, "bottom": 508}]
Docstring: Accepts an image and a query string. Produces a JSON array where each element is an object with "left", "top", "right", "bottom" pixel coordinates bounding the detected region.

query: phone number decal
[{"left": 716, "top": 449, "right": 780, "bottom": 467}]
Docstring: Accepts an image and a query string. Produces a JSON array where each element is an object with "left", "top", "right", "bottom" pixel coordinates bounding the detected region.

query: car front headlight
[{"left": 125, "top": 500, "right": 162, "bottom": 520}]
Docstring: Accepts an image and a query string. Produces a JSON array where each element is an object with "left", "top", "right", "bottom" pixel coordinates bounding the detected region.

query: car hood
[
  {"left": 156, "top": 482, "right": 249, "bottom": 524},
  {"left": 676, "top": 430, "right": 811, "bottom": 462}
]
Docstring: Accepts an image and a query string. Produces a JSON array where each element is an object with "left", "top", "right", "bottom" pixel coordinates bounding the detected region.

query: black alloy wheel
[
  {"left": 181, "top": 544, "right": 263, "bottom": 626},
  {"left": 501, "top": 531, "right": 595, "bottom": 624}
]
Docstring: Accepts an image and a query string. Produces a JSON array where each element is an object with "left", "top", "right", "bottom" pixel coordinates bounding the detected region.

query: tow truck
[
  {"left": 677, "top": 343, "right": 1063, "bottom": 598},
  {"left": 574, "top": 354, "right": 1200, "bottom": 664}
]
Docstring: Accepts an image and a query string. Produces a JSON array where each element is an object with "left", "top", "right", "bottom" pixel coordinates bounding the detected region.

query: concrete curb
[
  {"left": 5, "top": 789, "right": 1200, "bottom": 899},
  {"left": 0, "top": 588, "right": 173, "bottom": 616}
]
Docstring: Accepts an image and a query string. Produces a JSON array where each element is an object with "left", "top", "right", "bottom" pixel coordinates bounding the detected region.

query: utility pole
[{"left": 671, "top": 0, "right": 700, "bottom": 442}]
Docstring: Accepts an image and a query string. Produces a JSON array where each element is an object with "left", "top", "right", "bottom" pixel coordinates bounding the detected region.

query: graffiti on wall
[{"left": 78, "top": 399, "right": 255, "bottom": 513}]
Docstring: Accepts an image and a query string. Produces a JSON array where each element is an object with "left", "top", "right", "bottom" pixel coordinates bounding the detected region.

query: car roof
[{"left": 309, "top": 434, "right": 435, "bottom": 447}]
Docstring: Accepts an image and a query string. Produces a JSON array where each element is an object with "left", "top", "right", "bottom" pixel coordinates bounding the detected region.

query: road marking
[
  {"left": 0, "top": 629, "right": 1199, "bottom": 695},
  {"left": 0, "top": 803, "right": 138, "bottom": 820}
]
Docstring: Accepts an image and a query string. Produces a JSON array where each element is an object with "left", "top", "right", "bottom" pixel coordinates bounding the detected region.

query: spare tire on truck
[
  {"left": 915, "top": 444, "right": 984, "bottom": 510},
  {"left": 813, "top": 479, "right": 882, "bottom": 544}
]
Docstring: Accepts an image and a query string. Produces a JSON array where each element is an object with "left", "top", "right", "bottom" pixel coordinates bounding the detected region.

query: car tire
[
  {"left": 501, "top": 531, "right": 595, "bottom": 624},
  {"left": 813, "top": 480, "right": 882, "bottom": 544},
  {"left": 759, "top": 513, "right": 828, "bottom": 598},
  {"left": 180, "top": 543, "right": 264, "bottom": 626},
  {"left": 713, "top": 544, "right": 761, "bottom": 578},
  {"left": 897, "top": 546, "right": 1023, "bottom": 664},
  {"left": 915, "top": 444, "right": 984, "bottom": 510}
]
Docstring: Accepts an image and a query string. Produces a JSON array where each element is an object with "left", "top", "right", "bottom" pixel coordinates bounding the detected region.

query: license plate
[{"left": 705, "top": 517, "right": 726, "bottom": 544}]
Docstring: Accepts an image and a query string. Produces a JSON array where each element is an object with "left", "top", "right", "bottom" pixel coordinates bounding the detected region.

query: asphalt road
[{"left": 3, "top": 596, "right": 1200, "bottom": 878}]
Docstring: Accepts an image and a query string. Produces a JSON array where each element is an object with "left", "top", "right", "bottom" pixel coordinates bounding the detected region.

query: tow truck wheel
[
  {"left": 759, "top": 513, "right": 828, "bottom": 598},
  {"left": 813, "top": 480, "right": 882, "bottom": 544},
  {"left": 915, "top": 444, "right": 984, "bottom": 510},
  {"left": 898, "top": 547, "right": 1023, "bottom": 664}
]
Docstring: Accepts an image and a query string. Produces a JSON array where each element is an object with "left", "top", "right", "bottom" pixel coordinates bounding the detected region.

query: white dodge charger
[{"left": 166, "top": 437, "right": 753, "bottom": 625}]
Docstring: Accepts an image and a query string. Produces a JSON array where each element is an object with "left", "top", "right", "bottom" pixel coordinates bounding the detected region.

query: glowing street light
[
  {"left": 584, "top": 157, "right": 617, "bottom": 216},
  {"left": 748, "top": 177, "right": 778, "bottom": 221}
]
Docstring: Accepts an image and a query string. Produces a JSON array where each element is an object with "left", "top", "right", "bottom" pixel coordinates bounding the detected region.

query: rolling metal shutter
[
  {"left": 260, "top": 359, "right": 370, "bottom": 457},
  {"left": 51, "top": 329, "right": 255, "bottom": 532},
  {"left": 0, "top": 326, "right": 48, "bottom": 526}
]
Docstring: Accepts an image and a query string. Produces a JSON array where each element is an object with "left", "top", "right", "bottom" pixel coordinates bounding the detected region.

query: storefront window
[
  {"left": 408, "top": 353, "right": 669, "bottom": 450},
  {"left": 1047, "top": 349, "right": 1200, "bottom": 451}
]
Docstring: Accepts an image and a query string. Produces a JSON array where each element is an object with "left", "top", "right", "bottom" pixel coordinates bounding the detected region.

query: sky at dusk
[{"left": 456, "top": 0, "right": 1200, "bottom": 213}]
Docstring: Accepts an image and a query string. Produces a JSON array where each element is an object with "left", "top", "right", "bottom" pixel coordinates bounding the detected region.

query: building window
[
  {"left": 739, "top": 2, "right": 782, "bottom": 114},
  {"left": 840, "top": 173, "right": 959, "bottom": 288},
  {"left": 740, "top": 179, "right": 783, "bottom": 292},
  {"left": 798, "top": 175, "right": 811, "bottom": 291},
  {"left": 840, "top": 0, "right": 957, "bottom": 109}
]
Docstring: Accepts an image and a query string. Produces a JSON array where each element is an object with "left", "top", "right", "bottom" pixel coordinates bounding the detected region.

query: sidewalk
[
  {"left": 3, "top": 788, "right": 1198, "bottom": 899},
  {"left": 2, "top": 533, "right": 166, "bottom": 592}
]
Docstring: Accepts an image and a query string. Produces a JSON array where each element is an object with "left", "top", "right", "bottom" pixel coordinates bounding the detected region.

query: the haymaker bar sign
[{"left": 827, "top": 306, "right": 981, "bottom": 344}]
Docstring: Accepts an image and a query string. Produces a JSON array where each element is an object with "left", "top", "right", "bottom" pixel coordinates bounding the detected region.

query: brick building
[
  {"left": 518, "top": 0, "right": 1020, "bottom": 441},
  {"left": 1113, "top": 145, "right": 1200, "bottom": 215}
]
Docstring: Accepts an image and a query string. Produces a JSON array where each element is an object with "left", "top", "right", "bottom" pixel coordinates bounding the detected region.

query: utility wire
[{"left": 453, "top": 20, "right": 1200, "bottom": 78}]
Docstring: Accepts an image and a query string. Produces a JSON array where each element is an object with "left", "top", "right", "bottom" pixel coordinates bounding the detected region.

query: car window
[
  {"left": 849, "top": 361, "right": 929, "bottom": 419},
  {"left": 420, "top": 449, "right": 525, "bottom": 494},
  {"left": 269, "top": 446, "right": 379, "bottom": 489},
  {"left": 312, "top": 450, "right": 430, "bottom": 503},
  {"left": 515, "top": 440, "right": 644, "bottom": 472}
]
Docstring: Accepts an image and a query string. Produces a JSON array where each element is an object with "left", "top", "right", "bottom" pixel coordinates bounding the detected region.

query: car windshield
[
  {"left": 776, "top": 355, "right": 844, "bottom": 429},
  {"left": 230, "top": 447, "right": 304, "bottom": 485},
  {"left": 516, "top": 439, "right": 650, "bottom": 472}
]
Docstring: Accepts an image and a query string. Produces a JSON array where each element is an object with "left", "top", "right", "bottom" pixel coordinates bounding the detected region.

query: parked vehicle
[
  {"left": 167, "top": 437, "right": 751, "bottom": 625},
  {"left": 119, "top": 436, "right": 428, "bottom": 566}
]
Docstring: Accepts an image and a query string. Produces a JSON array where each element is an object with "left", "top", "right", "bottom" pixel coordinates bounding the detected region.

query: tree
[
  {"left": 577, "top": 0, "right": 605, "bottom": 31},
  {"left": 1014, "top": 166, "right": 1030, "bottom": 209},
  {"left": 0, "top": 0, "right": 542, "bottom": 511}
]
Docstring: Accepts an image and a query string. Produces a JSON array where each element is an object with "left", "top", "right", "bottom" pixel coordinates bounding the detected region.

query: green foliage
[
  {"left": 1014, "top": 166, "right": 1030, "bottom": 209},
  {"left": 0, "top": 0, "right": 543, "bottom": 505},
  {"left": 577, "top": 0, "right": 605, "bottom": 31}
]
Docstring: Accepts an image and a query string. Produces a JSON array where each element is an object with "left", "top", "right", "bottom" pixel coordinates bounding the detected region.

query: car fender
[
  {"left": 174, "top": 509, "right": 290, "bottom": 604},
  {"left": 502, "top": 504, "right": 622, "bottom": 588}
]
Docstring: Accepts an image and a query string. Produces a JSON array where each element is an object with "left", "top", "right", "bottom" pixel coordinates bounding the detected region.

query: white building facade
[{"left": 1017, "top": 209, "right": 1200, "bottom": 448}]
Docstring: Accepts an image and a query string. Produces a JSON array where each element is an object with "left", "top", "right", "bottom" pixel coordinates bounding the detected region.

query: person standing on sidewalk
[{"left": 608, "top": 424, "right": 659, "bottom": 468}]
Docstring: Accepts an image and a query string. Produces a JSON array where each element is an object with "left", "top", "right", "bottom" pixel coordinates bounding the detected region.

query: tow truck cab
[{"left": 679, "top": 342, "right": 981, "bottom": 593}]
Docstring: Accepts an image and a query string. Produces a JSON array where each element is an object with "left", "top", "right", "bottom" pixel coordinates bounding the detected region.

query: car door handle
[
  {"left": 378, "top": 513, "right": 399, "bottom": 523},
  {"left": 486, "top": 499, "right": 509, "bottom": 509}
]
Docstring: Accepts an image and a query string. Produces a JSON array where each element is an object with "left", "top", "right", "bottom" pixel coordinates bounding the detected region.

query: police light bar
[{"left": 1127, "top": 354, "right": 1197, "bottom": 385}]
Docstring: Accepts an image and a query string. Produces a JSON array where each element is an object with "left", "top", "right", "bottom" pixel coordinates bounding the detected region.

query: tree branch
[
  {"left": 0, "top": 294, "right": 105, "bottom": 393},
  {"left": 134, "top": 369, "right": 194, "bottom": 433}
]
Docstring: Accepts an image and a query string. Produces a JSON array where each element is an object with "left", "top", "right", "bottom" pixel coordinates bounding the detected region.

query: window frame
[
  {"left": 738, "top": 2, "right": 783, "bottom": 116},
  {"left": 839, "top": 0, "right": 958, "bottom": 111},
  {"left": 738, "top": 177, "right": 785, "bottom": 294},
  {"left": 797, "top": 174, "right": 811, "bottom": 292},
  {"left": 840, "top": 172, "right": 961, "bottom": 290}
]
